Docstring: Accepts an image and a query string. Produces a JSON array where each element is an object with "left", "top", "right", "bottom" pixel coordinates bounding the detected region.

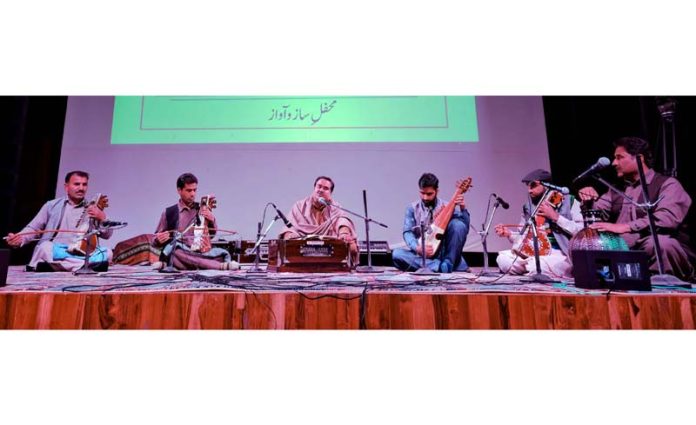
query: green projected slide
[{"left": 111, "top": 96, "right": 478, "bottom": 144}]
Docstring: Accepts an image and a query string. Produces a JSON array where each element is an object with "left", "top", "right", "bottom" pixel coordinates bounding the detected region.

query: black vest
[
  {"left": 158, "top": 204, "right": 181, "bottom": 262},
  {"left": 164, "top": 204, "right": 180, "bottom": 232}
]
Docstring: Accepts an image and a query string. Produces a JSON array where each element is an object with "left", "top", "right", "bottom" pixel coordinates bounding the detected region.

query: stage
[{"left": 1, "top": 265, "right": 695, "bottom": 329}]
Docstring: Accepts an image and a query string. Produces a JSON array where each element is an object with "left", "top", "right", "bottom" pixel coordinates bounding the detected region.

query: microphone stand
[
  {"left": 519, "top": 190, "right": 554, "bottom": 283},
  {"left": 73, "top": 228, "right": 102, "bottom": 275},
  {"left": 357, "top": 190, "right": 386, "bottom": 273},
  {"left": 247, "top": 217, "right": 280, "bottom": 274},
  {"left": 159, "top": 231, "right": 182, "bottom": 273},
  {"left": 478, "top": 195, "right": 502, "bottom": 277},
  {"left": 657, "top": 98, "right": 678, "bottom": 177},
  {"left": 323, "top": 193, "right": 388, "bottom": 273},
  {"left": 160, "top": 219, "right": 196, "bottom": 274},
  {"left": 411, "top": 219, "right": 439, "bottom": 276},
  {"left": 74, "top": 222, "right": 127, "bottom": 275},
  {"left": 591, "top": 157, "right": 687, "bottom": 286}
]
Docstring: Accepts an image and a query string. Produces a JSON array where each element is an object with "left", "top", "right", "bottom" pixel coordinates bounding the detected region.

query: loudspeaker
[
  {"left": 0, "top": 249, "right": 9, "bottom": 287},
  {"left": 572, "top": 250, "right": 651, "bottom": 291}
]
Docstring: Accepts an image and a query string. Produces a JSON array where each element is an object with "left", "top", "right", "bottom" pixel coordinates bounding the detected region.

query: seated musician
[
  {"left": 392, "top": 172, "right": 471, "bottom": 273},
  {"left": 278, "top": 176, "right": 359, "bottom": 263},
  {"left": 4, "top": 170, "right": 113, "bottom": 272},
  {"left": 577, "top": 137, "right": 695, "bottom": 281},
  {"left": 152, "top": 173, "right": 238, "bottom": 271},
  {"left": 494, "top": 169, "right": 583, "bottom": 277}
]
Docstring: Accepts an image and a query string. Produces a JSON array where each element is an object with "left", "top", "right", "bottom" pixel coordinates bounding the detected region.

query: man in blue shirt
[{"left": 392, "top": 173, "right": 470, "bottom": 273}]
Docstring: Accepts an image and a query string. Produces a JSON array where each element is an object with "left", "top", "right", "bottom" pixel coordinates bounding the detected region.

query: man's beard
[{"left": 529, "top": 193, "right": 545, "bottom": 207}]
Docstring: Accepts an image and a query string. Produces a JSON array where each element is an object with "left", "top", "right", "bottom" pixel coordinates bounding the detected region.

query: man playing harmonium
[{"left": 278, "top": 176, "right": 359, "bottom": 263}]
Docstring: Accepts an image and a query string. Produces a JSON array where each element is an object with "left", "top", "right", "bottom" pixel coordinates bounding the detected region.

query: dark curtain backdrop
[
  {"left": 1, "top": 96, "right": 694, "bottom": 265},
  {"left": 543, "top": 96, "right": 694, "bottom": 195},
  {"left": 0, "top": 96, "right": 67, "bottom": 265}
]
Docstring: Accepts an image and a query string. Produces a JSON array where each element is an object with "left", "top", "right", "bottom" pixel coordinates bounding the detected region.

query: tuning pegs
[{"left": 456, "top": 177, "right": 473, "bottom": 191}]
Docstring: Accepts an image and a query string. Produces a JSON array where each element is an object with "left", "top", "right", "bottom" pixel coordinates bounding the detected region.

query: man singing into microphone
[
  {"left": 578, "top": 137, "right": 695, "bottom": 281},
  {"left": 279, "top": 176, "right": 359, "bottom": 262},
  {"left": 494, "top": 169, "right": 583, "bottom": 277},
  {"left": 391, "top": 172, "right": 470, "bottom": 273}
]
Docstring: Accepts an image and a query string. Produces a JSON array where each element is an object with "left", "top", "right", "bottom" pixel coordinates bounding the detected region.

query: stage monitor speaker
[
  {"left": 571, "top": 249, "right": 651, "bottom": 291},
  {"left": 0, "top": 249, "right": 9, "bottom": 287}
]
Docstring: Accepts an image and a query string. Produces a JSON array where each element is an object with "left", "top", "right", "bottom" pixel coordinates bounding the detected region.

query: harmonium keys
[{"left": 267, "top": 238, "right": 350, "bottom": 273}]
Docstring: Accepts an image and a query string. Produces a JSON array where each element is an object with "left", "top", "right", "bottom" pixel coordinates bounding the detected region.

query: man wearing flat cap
[{"left": 493, "top": 168, "right": 583, "bottom": 277}]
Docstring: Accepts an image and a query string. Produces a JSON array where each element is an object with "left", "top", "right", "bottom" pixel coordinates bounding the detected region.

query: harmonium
[{"left": 267, "top": 238, "right": 351, "bottom": 273}]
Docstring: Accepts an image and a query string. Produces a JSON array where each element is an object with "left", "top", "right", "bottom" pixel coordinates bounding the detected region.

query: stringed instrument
[
  {"left": 417, "top": 177, "right": 473, "bottom": 256},
  {"left": 67, "top": 193, "right": 109, "bottom": 256},
  {"left": 190, "top": 194, "right": 216, "bottom": 253},
  {"left": 511, "top": 189, "right": 563, "bottom": 259}
]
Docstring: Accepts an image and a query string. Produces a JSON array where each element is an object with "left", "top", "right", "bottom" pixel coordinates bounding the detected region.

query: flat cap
[{"left": 521, "top": 169, "right": 552, "bottom": 183}]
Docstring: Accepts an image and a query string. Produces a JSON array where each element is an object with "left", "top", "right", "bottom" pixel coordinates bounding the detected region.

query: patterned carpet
[{"left": 2, "top": 265, "right": 694, "bottom": 296}]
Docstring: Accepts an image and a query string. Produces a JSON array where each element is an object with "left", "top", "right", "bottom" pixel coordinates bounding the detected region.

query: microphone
[
  {"left": 271, "top": 203, "right": 294, "bottom": 229},
  {"left": 572, "top": 157, "right": 611, "bottom": 183},
  {"left": 318, "top": 197, "right": 332, "bottom": 206},
  {"left": 101, "top": 220, "right": 127, "bottom": 227},
  {"left": 492, "top": 193, "right": 509, "bottom": 210},
  {"left": 539, "top": 181, "right": 570, "bottom": 195}
]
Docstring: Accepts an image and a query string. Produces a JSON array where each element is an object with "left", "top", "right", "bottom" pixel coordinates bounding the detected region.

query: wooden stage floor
[{"left": 1, "top": 265, "right": 695, "bottom": 329}]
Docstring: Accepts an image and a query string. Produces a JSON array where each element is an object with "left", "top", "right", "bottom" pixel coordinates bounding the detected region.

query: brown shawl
[{"left": 279, "top": 196, "right": 357, "bottom": 240}]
